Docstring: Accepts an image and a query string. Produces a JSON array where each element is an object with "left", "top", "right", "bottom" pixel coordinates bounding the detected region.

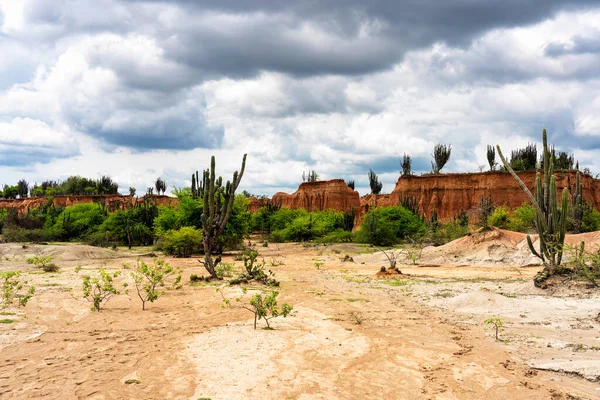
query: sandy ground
[{"left": 1, "top": 230, "right": 600, "bottom": 399}]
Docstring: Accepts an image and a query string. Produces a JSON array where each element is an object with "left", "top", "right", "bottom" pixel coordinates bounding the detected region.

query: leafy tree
[
  {"left": 506, "top": 143, "right": 537, "bottom": 171},
  {"left": 401, "top": 153, "right": 412, "bottom": 176},
  {"left": 52, "top": 203, "right": 107, "bottom": 240},
  {"left": 128, "top": 258, "right": 182, "bottom": 310},
  {"left": 129, "top": 187, "right": 136, "bottom": 197},
  {"left": 431, "top": 144, "right": 451, "bottom": 174},
  {"left": 82, "top": 269, "right": 122, "bottom": 311},
  {"left": 97, "top": 175, "right": 119, "bottom": 195},
  {"left": 2, "top": 185, "right": 18, "bottom": 199},
  {"left": 16, "top": 179, "right": 29, "bottom": 198},
  {"left": 155, "top": 177, "right": 167, "bottom": 195},
  {"left": 486, "top": 145, "right": 496, "bottom": 171},
  {"left": 219, "top": 287, "right": 293, "bottom": 329},
  {"left": 368, "top": 170, "right": 383, "bottom": 194}
]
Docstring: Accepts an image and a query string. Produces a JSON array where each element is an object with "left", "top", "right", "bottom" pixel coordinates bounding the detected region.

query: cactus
[
  {"left": 571, "top": 171, "right": 583, "bottom": 233},
  {"left": 497, "top": 129, "right": 568, "bottom": 276},
  {"left": 198, "top": 154, "right": 246, "bottom": 278}
]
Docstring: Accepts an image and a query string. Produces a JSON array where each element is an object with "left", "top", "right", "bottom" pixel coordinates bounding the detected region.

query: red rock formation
[
  {"left": 272, "top": 179, "right": 361, "bottom": 223},
  {"left": 0, "top": 195, "right": 178, "bottom": 214},
  {"left": 361, "top": 170, "right": 600, "bottom": 220}
]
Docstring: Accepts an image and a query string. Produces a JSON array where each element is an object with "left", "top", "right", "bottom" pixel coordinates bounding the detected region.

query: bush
[
  {"left": 52, "top": 203, "right": 107, "bottom": 241},
  {"left": 489, "top": 206, "right": 510, "bottom": 229},
  {"left": 429, "top": 221, "right": 470, "bottom": 245},
  {"left": 355, "top": 206, "right": 426, "bottom": 246},
  {"left": 582, "top": 203, "right": 600, "bottom": 232},
  {"left": 509, "top": 203, "right": 536, "bottom": 232},
  {"left": 269, "top": 210, "right": 346, "bottom": 242},
  {"left": 158, "top": 227, "right": 202, "bottom": 257},
  {"left": 2, "top": 227, "right": 53, "bottom": 243},
  {"left": 317, "top": 230, "right": 353, "bottom": 244}
]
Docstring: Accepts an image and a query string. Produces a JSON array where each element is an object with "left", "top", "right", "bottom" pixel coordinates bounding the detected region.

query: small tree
[
  {"left": 129, "top": 258, "right": 182, "bottom": 311},
  {"left": 219, "top": 287, "right": 293, "bottom": 329},
  {"left": 303, "top": 170, "right": 319, "bottom": 182},
  {"left": 401, "top": 153, "right": 412, "bottom": 176},
  {"left": 16, "top": 179, "right": 29, "bottom": 198},
  {"left": 346, "top": 180, "right": 355, "bottom": 190},
  {"left": 155, "top": 177, "right": 167, "bottom": 195},
  {"left": 368, "top": 170, "right": 383, "bottom": 194},
  {"left": 82, "top": 269, "right": 122, "bottom": 311},
  {"left": 129, "top": 187, "right": 136, "bottom": 197},
  {"left": 431, "top": 144, "right": 451, "bottom": 174},
  {"left": 484, "top": 317, "right": 504, "bottom": 341},
  {"left": 1, "top": 272, "right": 35, "bottom": 309},
  {"left": 486, "top": 145, "right": 496, "bottom": 171},
  {"left": 477, "top": 195, "right": 494, "bottom": 229},
  {"left": 198, "top": 154, "right": 246, "bottom": 279}
]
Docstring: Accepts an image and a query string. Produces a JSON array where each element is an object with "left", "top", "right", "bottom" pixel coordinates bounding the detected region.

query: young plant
[
  {"left": 129, "top": 259, "right": 182, "bottom": 311},
  {"left": 82, "top": 269, "right": 122, "bottom": 311},
  {"left": 484, "top": 317, "right": 504, "bottom": 341},
  {"left": 1, "top": 272, "right": 35, "bottom": 309},
  {"left": 314, "top": 260, "right": 324, "bottom": 270},
  {"left": 380, "top": 248, "right": 401, "bottom": 271},
  {"left": 26, "top": 256, "right": 59, "bottom": 272},
  {"left": 218, "top": 287, "right": 293, "bottom": 329}
]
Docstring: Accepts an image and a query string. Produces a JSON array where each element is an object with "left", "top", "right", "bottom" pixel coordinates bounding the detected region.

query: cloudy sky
[{"left": 1, "top": 0, "right": 600, "bottom": 196}]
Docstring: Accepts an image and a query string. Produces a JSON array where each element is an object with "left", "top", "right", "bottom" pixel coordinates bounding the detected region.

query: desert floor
[{"left": 2, "top": 229, "right": 600, "bottom": 399}]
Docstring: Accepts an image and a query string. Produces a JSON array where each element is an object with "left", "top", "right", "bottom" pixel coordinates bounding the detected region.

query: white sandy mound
[{"left": 422, "top": 228, "right": 541, "bottom": 267}]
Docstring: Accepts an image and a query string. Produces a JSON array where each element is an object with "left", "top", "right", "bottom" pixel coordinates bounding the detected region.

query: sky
[{"left": 1, "top": 0, "right": 600, "bottom": 196}]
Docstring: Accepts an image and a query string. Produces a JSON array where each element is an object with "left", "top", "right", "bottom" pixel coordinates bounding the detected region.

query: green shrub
[
  {"left": 269, "top": 210, "right": 346, "bottom": 242},
  {"left": 158, "top": 227, "right": 202, "bottom": 257},
  {"left": 430, "top": 221, "right": 470, "bottom": 244},
  {"left": 582, "top": 203, "right": 600, "bottom": 232},
  {"left": 53, "top": 203, "right": 107, "bottom": 240},
  {"left": 489, "top": 206, "right": 510, "bottom": 229},
  {"left": 317, "top": 230, "right": 353, "bottom": 243},
  {"left": 2, "top": 227, "right": 53, "bottom": 243},
  {"left": 355, "top": 206, "right": 425, "bottom": 246},
  {"left": 509, "top": 203, "right": 536, "bottom": 232}
]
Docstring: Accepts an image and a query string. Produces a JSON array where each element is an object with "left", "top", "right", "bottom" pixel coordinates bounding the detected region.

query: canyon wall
[
  {"left": 0, "top": 195, "right": 178, "bottom": 213},
  {"left": 272, "top": 179, "right": 361, "bottom": 223},
  {"left": 363, "top": 170, "right": 600, "bottom": 220}
]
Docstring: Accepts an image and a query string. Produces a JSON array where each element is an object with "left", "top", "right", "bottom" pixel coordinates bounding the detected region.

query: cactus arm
[{"left": 527, "top": 235, "right": 544, "bottom": 261}]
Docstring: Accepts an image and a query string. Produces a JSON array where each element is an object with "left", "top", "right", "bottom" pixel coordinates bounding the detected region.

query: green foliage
[
  {"left": 484, "top": 317, "right": 504, "bottom": 341},
  {"left": 428, "top": 221, "right": 470, "bottom": 245},
  {"left": 456, "top": 209, "right": 469, "bottom": 228},
  {"left": 368, "top": 169, "right": 383, "bottom": 194},
  {"left": 355, "top": 206, "right": 426, "bottom": 246},
  {"left": 82, "top": 269, "right": 122, "bottom": 311},
  {"left": 2, "top": 185, "right": 18, "bottom": 199},
  {"left": 507, "top": 143, "right": 537, "bottom": 171},
  {"left": 269, "top": 210, "right": 346, "bottom": 242},
  {"left": 219, "top": 287, "right": 293, "bottom": 329},
  {"left": 317, "top": 230, "right": 353, "bottom": 244},
  {"left": 1, "top": 271, "right": 35, "bottom": 309},
  {"left": 346, "top": 180, "right": 355, "bottom": 190},
  {"left": 431, "top": 143, "right": 451, "bottom": 174},
  {"left": 401, "top": 153, "right": 412, "bottom": 176},
  {"left": 158, "top": 227, "right": 202, "bottom": 257},
  {"left": 486, "top": 145, "right": 496, "bottom": 171},
  {"left": 581, "top": 203, "right": 600, "bottom": 232},
  {"left": 509, "top": 203, "right": 536, "bottom": 232},
  {"left": 129, "top": 258, "right": 182, "bottom": 310},
  {"left": 17, "top": 179, "right": 29, "bottom": 198},
  {"left": 489, "top": 206, "right": 510, "bottom": 229},
  {"left": 26, "top": 256, "right": 59, "bottom": 272},
  {"left": 53, "top": 203, "right": 108, "bottom": 241},
  {"left": 229, "top": 250, "right": 279, "bottom": 286}
]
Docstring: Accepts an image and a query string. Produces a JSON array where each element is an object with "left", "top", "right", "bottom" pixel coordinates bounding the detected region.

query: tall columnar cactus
[
  {"left": 199, "top": 154, "right": 246, "bottom": 278},
  {"left": 497, "top": 129, "right": 568, "bottom": 273},
  {"left": 571, "top": 171, "right": 583, "bottom": 233}
]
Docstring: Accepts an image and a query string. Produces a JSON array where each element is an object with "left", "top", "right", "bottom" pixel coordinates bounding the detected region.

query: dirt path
[{"left": 0, "top": 242, "right": 596, "bottom": 399}]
